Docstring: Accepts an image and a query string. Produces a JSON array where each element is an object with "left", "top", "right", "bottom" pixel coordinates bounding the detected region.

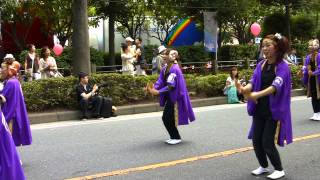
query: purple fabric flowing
[
  {"left": 1, "top": 78, "right": 32, "bottom": 146},
  {"left": 154, "top": 64, "right": 195, "bottom": 125},
  {"left": 302, "top": 53, "right": 320, "bottom": 86},
  {"left": 0, "top": 112, "right": 26, "bottom": 180},
  {"left": 247, "top": 59, "right": 293, "bottom": 147}
]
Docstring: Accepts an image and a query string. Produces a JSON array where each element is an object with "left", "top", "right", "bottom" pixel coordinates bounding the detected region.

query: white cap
[
  {"left": 125, "top": 37, "right": 134, "bottom": 42},
  {"left": 158, "top": 45, "right": 167, "bottom": 54},
  {"left": 3, "top": 54, "right": 15, "bottom": 60}
]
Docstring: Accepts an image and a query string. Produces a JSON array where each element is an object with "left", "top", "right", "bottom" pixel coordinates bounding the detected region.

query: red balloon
[
  {"left": 250, "top": 23, "right": 261, "bottom": 37},
  {"left": 53, "top": 44, "right": 63, "bottom": 56}
]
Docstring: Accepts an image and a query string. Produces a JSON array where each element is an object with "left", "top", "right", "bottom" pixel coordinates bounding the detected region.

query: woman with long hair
[
  {"left": 236, "top": 33, "right": 292, "bottom": 179},
  {"left": 39, "top": 46, "right": 61, "bottom": 79}
]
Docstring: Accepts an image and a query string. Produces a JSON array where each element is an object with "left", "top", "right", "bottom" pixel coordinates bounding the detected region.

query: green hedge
[{"left": 22, "top": 66, "right": 302, "bottom": 112}]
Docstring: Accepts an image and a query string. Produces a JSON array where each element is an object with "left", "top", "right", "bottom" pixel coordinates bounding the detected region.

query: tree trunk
[
  {"left": 285, "top": 0, "right": 291, "bottom": 44},
  {"left": 72, "top": 0, "right": 91, "bottom": 75},
  {"left": 109, "top": 14, "right": 115, "bottom": 67}
]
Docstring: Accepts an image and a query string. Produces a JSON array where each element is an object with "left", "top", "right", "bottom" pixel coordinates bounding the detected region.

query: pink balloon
[
  {"left": 250, "top": 23, "right": 261, "bottom": 37},
  {"left": 53, "top": 44, "right": 63, "bottom": 56}
]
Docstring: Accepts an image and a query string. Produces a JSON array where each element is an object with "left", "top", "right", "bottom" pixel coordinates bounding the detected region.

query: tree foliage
[
  {"left": 145, "top": 0, "right": 184, "bottom": 43},
  {"left": 94, "top": 0, "right": 148, "bottom": 39},
  {"left": 0, "top": 0, "right": 40, "bottom": 50},
  {"left": 37, "top": 0, "right": 73, "bottom": 46},
  {"left": 291, "top": 15, "right": 316, "bottom": 41}
]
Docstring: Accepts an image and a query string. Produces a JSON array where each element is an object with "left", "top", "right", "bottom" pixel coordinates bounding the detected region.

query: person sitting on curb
[{"left": 76, "top": 72, "right": 117, "bottom": 120}]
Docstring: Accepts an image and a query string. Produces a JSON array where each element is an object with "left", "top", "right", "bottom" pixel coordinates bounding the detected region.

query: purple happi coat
[
  {"left": 154, "top": 63, "right": 195, "bottom": 125},
  {"left": 302, "top": 52, "right": 320, "bottom": 97},
  {"left": 1, "top": 78, "right": 32, "bottom": 146},
  {"left": 247, "top": 59, "right": 293, "bottom": 147},
  {"left": 0, "top": 112, "right": 26, "bottom": 180}
]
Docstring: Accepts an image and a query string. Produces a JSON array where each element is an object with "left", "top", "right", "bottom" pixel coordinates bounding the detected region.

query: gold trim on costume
[
  {"left": 274, "top": 120, "right": 281, "bottom": 145},
  {"left": 8, "top": 120, "right": 13, "bottom": 134},
  {"left": 174, "top": 103, "right": 179, "bottom": 127}
]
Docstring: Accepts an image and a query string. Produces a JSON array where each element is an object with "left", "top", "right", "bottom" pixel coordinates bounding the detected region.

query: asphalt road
[{"left": 19, "top": 96, "right": 320, "bottom": 180}]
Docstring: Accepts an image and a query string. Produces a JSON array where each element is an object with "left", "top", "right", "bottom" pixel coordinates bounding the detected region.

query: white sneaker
[
  {"left": 165, "top": 139, "right": 172, "bottom": 143},
  {"left": 310, "top": 113, "right": 317, "bottom": 120},
  {"left": 267, "top": 170, "right": 285, "bottom": 179},
  {"left": 251, "top": 166, "right": 270, "bottom": 175},
  {"left": 314, "top": 113, "right": 320, "bottom": 121},
  {"left": 167, "top": 139, "right": 182, "bottom": 145}
]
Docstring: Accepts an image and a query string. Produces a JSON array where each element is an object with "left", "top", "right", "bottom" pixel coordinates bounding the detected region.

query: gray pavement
[{"left": 20, "top": 96, "right": 320, "bottom": 180}]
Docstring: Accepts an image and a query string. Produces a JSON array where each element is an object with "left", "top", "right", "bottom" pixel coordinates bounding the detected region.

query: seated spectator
[
  {"left": 76, "top": 72, "right": 117, "bottom": 120},
  {"left": 223, "top": 67, "right": 245, "bottom": 103},
  {"left": 39, "top": 46, "right": 62, "bottom": 79}
]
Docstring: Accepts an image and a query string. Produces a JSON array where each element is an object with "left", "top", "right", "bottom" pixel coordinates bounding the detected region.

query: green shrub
[
  {"left": 103, "top": 52, "right": 122, "bottom": 66},
  {"left": 22, "top": 66, "right": 302, "bottom": 112},
  {"left": 291, "top": 42, "right": 308, "bottom": 59}
]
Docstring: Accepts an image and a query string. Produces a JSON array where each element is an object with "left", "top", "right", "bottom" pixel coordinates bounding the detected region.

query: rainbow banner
[
  {"left": 166, "top": 18, "right": 193, "bottom": 46},
  {"left": 165, "top": 18, "right": 202, "bottom": 46}
]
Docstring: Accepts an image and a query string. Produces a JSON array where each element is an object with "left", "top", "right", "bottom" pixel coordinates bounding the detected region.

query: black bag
[{"left": 100, "top": 97, "right": 113, "bottom": 118}]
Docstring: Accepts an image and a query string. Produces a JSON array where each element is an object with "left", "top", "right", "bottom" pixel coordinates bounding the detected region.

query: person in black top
[
  {"left": 135, "top": 38, "right": 147, "bottom": 76},
  {"left": 76, "top": 72, "right": 103, "bottom": 120},
  {"left": 237, "top": 34, "right": 292, "bottom": 180}
]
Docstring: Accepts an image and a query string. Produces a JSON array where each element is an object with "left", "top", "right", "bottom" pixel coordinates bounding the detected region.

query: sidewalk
[{"left": 28, "top": 89, "right": 306, "bottom": 124}]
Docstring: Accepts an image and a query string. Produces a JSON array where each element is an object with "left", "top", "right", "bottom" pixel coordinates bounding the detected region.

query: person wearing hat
[
  {"left": 152, "top": 45, "right": 167, "bottom": 75},
  {"left": 125, "top": 37, "right": 136, "bottom": 56},
  {"left": 76, "top": 72, "right": 117, "bottom": 120},
  {"left": 3, "top": 54, "right": 15, "bottom": 64}
]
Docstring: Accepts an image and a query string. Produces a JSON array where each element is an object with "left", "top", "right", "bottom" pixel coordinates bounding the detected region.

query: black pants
[
  {"left": 79, "top": 95, "right": 103, "bottom": 118},
  {"left": 162, "top": 100, "right": 181, "bottom": 139},
  {"left": 310, "top": 76, "right": 320, "bottom": 113},
  {"left": 252, "top": 114, "right": 283, "bottom": 171}
]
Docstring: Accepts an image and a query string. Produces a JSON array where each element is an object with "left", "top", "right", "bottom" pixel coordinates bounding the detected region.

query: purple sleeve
[
  {"left": 249, "top": 66, "right": 258, "bottom": 88},
  {"left": 158, "top": 73, "right": 177, "bottom": 94},
  {"left": 2, "top": 81, "right": 18, "bottom": 121},
  {"left": 154, "top": 69, "right": 165, "bottom": 90},
  {"left": 272, "top": 66, "right": 288, "bottom": 94},
  {"left": 312, "top": 54, "right": 320, "bottom": 75},
  {"left": 302, "top": 55, "right": 310, "bottom": 85}
]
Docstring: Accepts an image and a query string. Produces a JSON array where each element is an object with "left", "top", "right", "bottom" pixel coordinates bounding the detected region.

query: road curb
[{"left": 28, "top": 89, "right": 306, "bottom": 124}]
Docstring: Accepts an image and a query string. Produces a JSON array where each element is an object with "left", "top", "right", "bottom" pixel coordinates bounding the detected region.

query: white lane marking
[{"left": 31, "top": 96, "right": 308, "bottom": 130}]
